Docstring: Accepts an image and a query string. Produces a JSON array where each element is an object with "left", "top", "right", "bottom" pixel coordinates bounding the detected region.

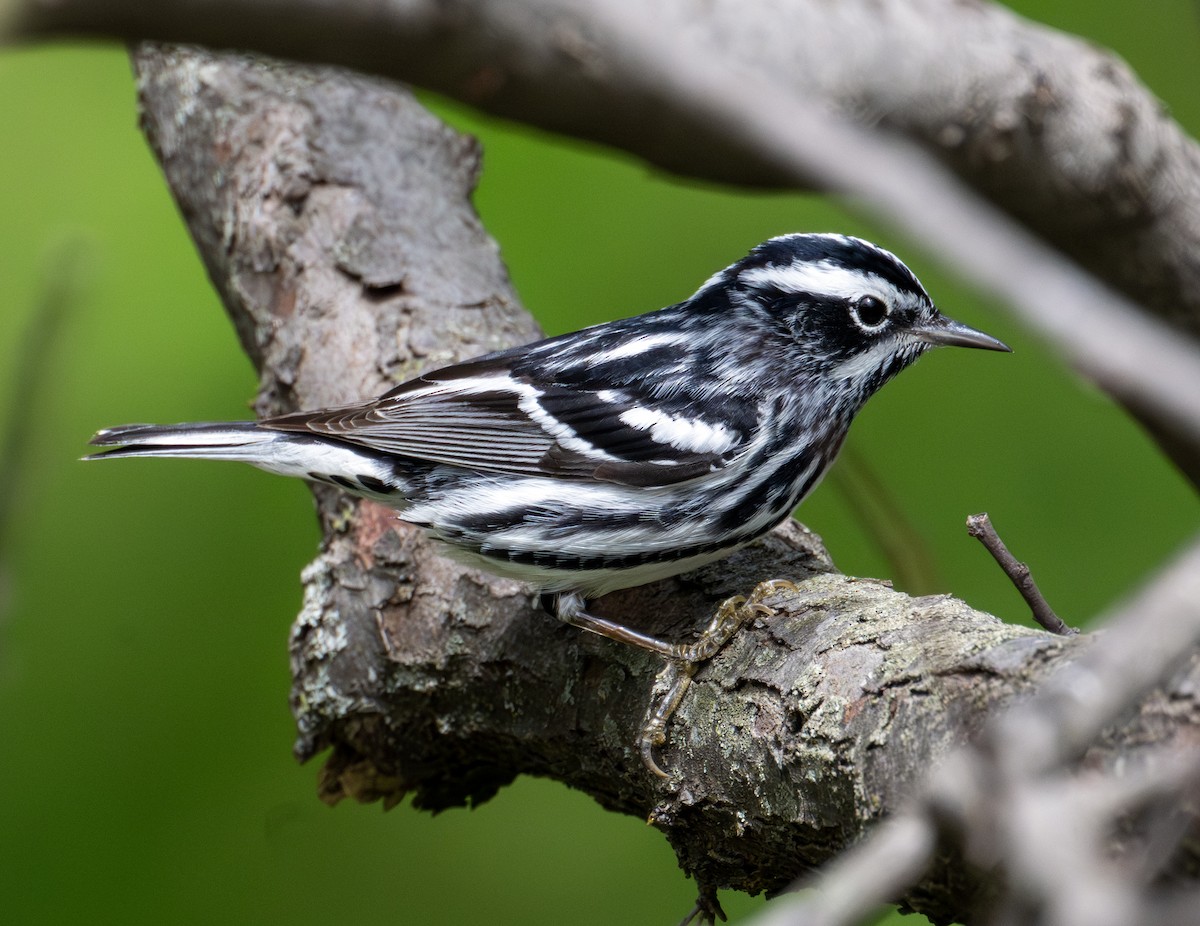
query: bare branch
[
  {"left": 993, "top": 534, "right": 1200, "bottom": 774},
  {"left": 8, "top": 0, "right": 1200, "bottom": 323},
  {"left": 967, "top": 512, "right": 1074, "bottom": 636}
]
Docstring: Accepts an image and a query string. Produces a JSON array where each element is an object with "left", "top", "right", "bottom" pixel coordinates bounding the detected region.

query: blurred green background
[{"left": 1, "top": 3, "right": 1198, "bottom": 924}]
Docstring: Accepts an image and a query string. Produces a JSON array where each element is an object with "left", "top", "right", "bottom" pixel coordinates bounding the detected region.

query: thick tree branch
[
  {"left": 131, "top": 46, "right": 1200, "bottom": 924},
  {"left": 764, "top": 534, "right": 1200, "bottom": 926},
  {"left": 8, "top": 0, "right": 1200, "bottom": 480}
]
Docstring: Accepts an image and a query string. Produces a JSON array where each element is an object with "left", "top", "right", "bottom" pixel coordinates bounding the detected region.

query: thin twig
[{"left": 966, "top": 512, "right": 1075, "bottom": 636}]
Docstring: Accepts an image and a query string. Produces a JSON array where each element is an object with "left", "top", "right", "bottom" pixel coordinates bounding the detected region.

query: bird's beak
[{"left": 911, "top": 314, "right": 1011, "bottom": 352}]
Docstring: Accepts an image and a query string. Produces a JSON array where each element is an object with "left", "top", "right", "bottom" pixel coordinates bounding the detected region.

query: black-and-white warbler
[{"left": 89, "top": 233, "right": 1008, "bottom": 774}]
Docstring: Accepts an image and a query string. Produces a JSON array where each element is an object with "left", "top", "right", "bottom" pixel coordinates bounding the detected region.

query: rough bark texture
[
  {"left": 134, "top": 44, "right": 539, "bottom": 412},
  {"left": 132, "top": 46, "right": 1200, "bottom": 924}
]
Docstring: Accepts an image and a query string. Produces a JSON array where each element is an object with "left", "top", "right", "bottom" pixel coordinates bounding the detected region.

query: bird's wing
[{"left": 262, "top": 352, "right": 756, "bottom": 488}]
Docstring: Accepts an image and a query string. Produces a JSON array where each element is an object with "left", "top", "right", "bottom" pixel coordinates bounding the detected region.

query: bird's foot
[{"left": 639, "top": 579, "right": 798, "bottom": 778}]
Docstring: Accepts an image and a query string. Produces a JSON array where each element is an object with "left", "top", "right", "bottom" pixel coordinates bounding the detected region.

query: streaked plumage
[{"left": 89, "top": 233, "right": 1009, "bottom": 773}]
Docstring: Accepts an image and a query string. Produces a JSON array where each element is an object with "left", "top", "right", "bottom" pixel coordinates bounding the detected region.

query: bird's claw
[
  {"left": 638, "top": 579, "right": 799, "bottom": 778},
  {"left": 640, "top": 659, "right": 698, "bottom": 778}
]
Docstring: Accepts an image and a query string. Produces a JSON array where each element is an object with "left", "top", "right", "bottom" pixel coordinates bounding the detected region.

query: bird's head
[{"left": 695, "top": 233, "right": 1009, "bottom": 403}]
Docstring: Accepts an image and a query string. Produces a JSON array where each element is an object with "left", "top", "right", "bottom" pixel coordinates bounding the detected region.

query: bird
[{"left": 88, "top": 232, "right": 1009, "bottom": 775}]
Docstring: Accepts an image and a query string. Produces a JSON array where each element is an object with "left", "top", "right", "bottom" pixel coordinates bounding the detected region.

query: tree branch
[
  {"left": 131, "top": 45, "right": 1200, "bottom": 924},
  {"left": 763, "top": 534, "right": 1200, "bottom": 926},
  {"left": 966, "top": 512, "right": 1074, "bottom": 636}
]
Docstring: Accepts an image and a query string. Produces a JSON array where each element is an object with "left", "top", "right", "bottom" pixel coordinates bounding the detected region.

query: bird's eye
[{"left": 850, "top": 296, "right": 889, "bottom": 331}]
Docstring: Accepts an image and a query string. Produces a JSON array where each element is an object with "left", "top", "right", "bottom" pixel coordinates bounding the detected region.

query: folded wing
[{"left": 263, "top": 353, "right": 756, "bottom": 487}]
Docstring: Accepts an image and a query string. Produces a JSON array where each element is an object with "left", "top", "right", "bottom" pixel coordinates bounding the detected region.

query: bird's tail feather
[
  {"left": 85, "top": 422, "right": 278, "bottom": 463},
  {"left": 86, "top": 421, "right": 408, "bottom": 500}
]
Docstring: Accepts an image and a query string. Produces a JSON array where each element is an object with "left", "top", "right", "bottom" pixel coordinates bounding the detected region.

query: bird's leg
[
  {"left": 546, "top": 580, "right": 798, "bottom": 777},
  {"left": 547, "top": 590, "right": 697, "bottom": 658},
  {"left": 638, "top": 580, "right": 797, "bottom": 777}
]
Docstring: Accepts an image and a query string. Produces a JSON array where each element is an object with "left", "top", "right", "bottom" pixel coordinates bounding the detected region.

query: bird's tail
[
  {"left": 86, "top": 422, "right": 282, "bottom": 464},
  {"left": 86, "top": 421, "right": 406, "bottom": 500}
]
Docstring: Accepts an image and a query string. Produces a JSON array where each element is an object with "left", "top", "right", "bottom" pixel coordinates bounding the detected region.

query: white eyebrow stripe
[
  {"left": 740, "top": 261, "right": 897, "bottom": 304},
  {"left": 618, "top": 406, "right": 739, "bottom": 454}
]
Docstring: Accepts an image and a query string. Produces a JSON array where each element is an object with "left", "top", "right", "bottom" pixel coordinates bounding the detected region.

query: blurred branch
[
  {"left": 0, "top": 239, "right": 87, "bottom": 616},
  {"left": 828, "top": 447, "right": 943, "bottom": 595},
  {"left": 128, "top": 45, "right": 1200, "bottom": 925},
  {"left": 8, "top": 0, "right": 1200, "bottom": 481},
  {"left": 994, "top": 533, "right": 1200, "bottom": 772},
  {"left": 747, "top": 813, "right": 938, "bottom": 926}
]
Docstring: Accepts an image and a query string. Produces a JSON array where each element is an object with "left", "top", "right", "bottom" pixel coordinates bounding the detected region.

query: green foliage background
[{"left": 1, "top": 4, "right": 1198, "bottom": 923}]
